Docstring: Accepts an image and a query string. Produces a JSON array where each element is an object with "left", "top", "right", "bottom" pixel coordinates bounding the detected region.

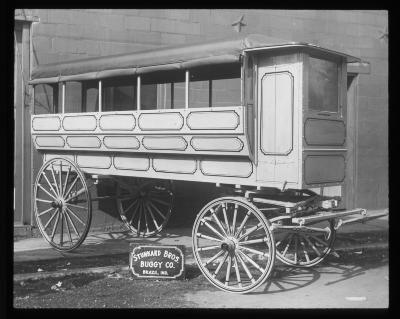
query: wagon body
[
  {"left": 30, "top": 34, "right": 357, "bottom": 195},
  {"left": 30, "top": 34, "right": 387, "bottom": 293}
]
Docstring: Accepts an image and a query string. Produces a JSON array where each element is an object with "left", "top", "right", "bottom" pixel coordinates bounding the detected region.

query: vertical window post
[
  {"left": 137, "top": 75, "right": 141, "bottom": 110},
  {"left": 208, "top": 80, "right": 212, "bottom": 108},
  {"left": 32, "top": 84, "right": 35, "bottom": 115},
  {"left": 185, "top": 70, "right": 189, "bottom": 109},
  {"left": 98, "top": 80, "right": 102, "bottom": 112},
  {"left": 61, "top": 82, "right": 65, "bottom": 114}
]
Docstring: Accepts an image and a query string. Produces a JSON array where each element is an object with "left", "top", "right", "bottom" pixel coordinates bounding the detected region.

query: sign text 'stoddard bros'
[{"left": 129, "top": 244, "right": 185, "bottom": 279}]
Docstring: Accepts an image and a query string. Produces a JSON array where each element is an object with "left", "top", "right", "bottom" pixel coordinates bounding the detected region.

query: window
[
  {"left": 83, "top": 81, "right": 98, "bottom": 112},
  {"left": 141, "top": 71, "right": 186, "bottom": 110},
  {"left": 102, "top": 77, "right": 136, "bottom": 111},
  {"left": 308, "top": 56, "right": 339, "bottom": 113},
  {"left": 34, "top": 84, "right": 59, "bottom": 114},
  {"left": 189, "top": 63, "right": 241, "bottom": 108},
  {"left": 65, "top": 82, "right": 82, "bottom": 113},
  {"left": 245, "top": 55, "right": 254, "bottom": 101}
]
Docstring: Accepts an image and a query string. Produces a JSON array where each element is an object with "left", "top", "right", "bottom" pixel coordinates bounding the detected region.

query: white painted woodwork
[
  {"left": 103, "top": 136, "right": 140, "bottom": 149},
  {"left": 186, "top": 110, "right": 240, "bottom": 130},
  {"left": 63, "top": 115, "right": 97, "bottom": 131},
  {"left": 138, "top": 112, "right": 184, "bottom": 131},
  {"left": 99, "top": 114, "right": 136, "bottom": 131},
  {"left": 35, "top": 136, "right": 65, "bottom": 148},
  {"left": 114, "top": 155, "right": 150, "bottom": 171},
  {"left": 76, "top": 154, "right": 112, "bottom": 169},
  {"left": 153, "top": 156, "right": 197, "bottom": 174},
  {"left": 200, "top": 159, "right": 253, "bottom": 178},
  {"left": 142, "top": 136, "right": 187, "bottom": 151},
  {"left": 191, "top": 137, "right": 244, "bottom": 152},
  {"left": 66, "top": 136, "right": 101, "bottom": 148},
  {"left": 32, "top": 116, "right": 61, "bottom": 131}
]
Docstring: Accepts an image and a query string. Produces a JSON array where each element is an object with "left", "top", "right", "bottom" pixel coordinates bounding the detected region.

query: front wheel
[{"left": 192, "top": 197, "right": 275, "bottom": 293}]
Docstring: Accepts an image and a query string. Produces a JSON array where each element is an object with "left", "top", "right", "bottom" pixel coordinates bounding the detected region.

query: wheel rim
[
  {"left": 34, "top": 157, "right": 92, "bottom": 251},
  {"left": 192, "top": 197, "right": 275, "bottom": 293},
  {"left": 273, "top": 219, "right": 335, "bottom": 267},
  {"left": 116, "top": 178, "right": 174, "bottom": 237}
]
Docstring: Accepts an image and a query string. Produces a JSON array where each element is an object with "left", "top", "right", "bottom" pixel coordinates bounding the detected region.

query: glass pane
[
  {"left": 141, "top": 84, "right": 157, "bottom": 110},
  {"left": 308, "top": 57, "right": 339, "bottom": 112},
  {"left": 102, "top": 78, "right": 136, "bottom": 111},
  {"left": 34, "top": 84, "right": 58, "bottom": 114},
  {"left": 212, "top": 78, "right": 241, "bottom": 107},
  {"left": 156, "top": 83, "right": 172, "bottom": 109},
  {"left": 246, "top": 56, "right": 254, "bottom": 101},
  {"left": 65, "top": 82, "right": 82, "bottom": 113},
  {"left": 84, "top": 82, "right": 98, "bottom": 113},
  {"left": 173, "top": 82, "right": 185, "bottom": 109},
  {"left": 189, "top": 80, "right": 209, "bottom": 108}
]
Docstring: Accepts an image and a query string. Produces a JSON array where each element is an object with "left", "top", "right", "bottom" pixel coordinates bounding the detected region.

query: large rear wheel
[{"left": 34, "top": 157, "right": 92, "bottom": 251}]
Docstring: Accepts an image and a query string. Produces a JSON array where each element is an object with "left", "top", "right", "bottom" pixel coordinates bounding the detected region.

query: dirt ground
[{"left": 13, "top": 248, "right": 388, "bottom": 308}]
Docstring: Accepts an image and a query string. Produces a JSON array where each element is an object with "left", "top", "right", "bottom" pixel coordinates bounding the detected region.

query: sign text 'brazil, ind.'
[{"left": 129, "top": 244, "right": 185, "bottom": 279}]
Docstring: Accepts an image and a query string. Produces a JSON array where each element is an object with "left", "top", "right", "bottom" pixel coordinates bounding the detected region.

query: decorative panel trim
[
  {"left": 138, "top": 112, "right": 184, "bottom": 131},
  {"left": 44, "top": 153, "right": 75, "bottom": 162},
  {"left": 114, "top": 155, "right": 150, "bottom": 171},
  {"left": 304, "top": 118, "right": 346, "bottom": 146},
  {"left": 32, "top": 116, "right": 61, "bottom": 131},
  {"left": 63, "top": 115, "right": 97, "bottom": 131},
  {"left": 103, "top": 136, "right": 140, "bottom": 149},
  {"left": 99, "top": 114, "right": 136, "bottom": 131},
  {"left": 304, "top": 154, "right": 345, "bottom": 184},
  {"left": 190, "top": 137, "right": 244, "bottom": 152},
  {"left": 200, "top": 159, "right": 253, "bottom": 178},
  {"left": 186, "top": 110, "right": 240, "bottom": 130},
  {"left": 76, "top": 155, "right": 112, "bottom": 169},
  {"left": 260, "top": 71, "right": 294, "bottom": 156},
  {"left": 142, "top": 136, "right": 187, "bottom": 151},
  {"left": 35, "top": 136, "right": 65, "bottom": 148},
  {"left": 66, "top": 136, "right": 101, "bottom": 148},
  {"left": 153, "top": 157, "right": 197, "bottom": 174}
]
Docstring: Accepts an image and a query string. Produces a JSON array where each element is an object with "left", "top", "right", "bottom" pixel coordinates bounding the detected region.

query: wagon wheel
[
  {"left": 34, "top": 157, "right": 92, "bottom": 251},
  {"left": 272, "top": 218, "right": 336, "bottom": 267},
  {"left": 192, "top": 197, "right": 275, "bottom": 293},
  {"left": 116, "top": 177, "right": 174, "bottom": 237}
]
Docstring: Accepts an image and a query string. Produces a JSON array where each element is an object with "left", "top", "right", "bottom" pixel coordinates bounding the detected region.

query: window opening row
[{"left": 34, "top": 64, "right": 242, "bottom": 115}]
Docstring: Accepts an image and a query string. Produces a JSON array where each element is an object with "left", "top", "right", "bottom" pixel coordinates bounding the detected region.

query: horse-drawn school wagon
[{"left": 29, "top": 34, "right": 387, "bottom": 293}]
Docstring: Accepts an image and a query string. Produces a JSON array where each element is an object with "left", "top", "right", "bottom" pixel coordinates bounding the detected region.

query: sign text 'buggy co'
[{"left": 129, "top": 244, "right": 185, "bottom": 279}]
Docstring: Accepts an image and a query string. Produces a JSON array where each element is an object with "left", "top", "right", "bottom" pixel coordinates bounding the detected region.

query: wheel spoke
[
  {"left": 210, "top": 207, "right": 229, "bottom": 238},
  {"left": 50, "top": 164, "right": 61, "bottom": 196},
  {"left": 236, "top": 252, "right": 255, "bottom": 283},
  {"left": 129, "top": 201, "right": 141, "bottom": 225},
  {"left": 150, "top": 197, "right": 170, "bottom": 206},
  {"left": 37, "top": 184, "right": 58, "bottom": 201},
  {"left": 234, "top": 210, "right": 251, "bottom": 238},
  {"left": 37, "top": 207, "right": 55, "bottom": 217},
  {"left": 239, "top": 245, "right": 270, "bottom": 259},
  {"left": 231, "top": 204, "right": 238, "bottom": 238},
  {"left": 204, "top": 250, "right": 224, "bottom": 267},
  {"left": 237, "top": 249, "right": 265, "bottom": 273},
  {"left": 36, "top": 198, "right": 53, "bottom": 203},
  {"left": 197, "top": 245, "right": 220, "bottom": 252},
  {"left": 308, "top": 234, "right": 330, "bottom": 248},
  {"left": 276, "top": 233, "right": 290, "bottom": 247},
  {"left": 50, "top": 211, "right": 61, "bottom": 241},
  {"left": 137, "top": 202, "right": 143, "bottom": 236},
  {"left": 240, "top": 237, "right": 268, "bottom": 245},
  {"left": 43, "top": 209, "right": 58, "bottom": 230},
  {"left": 65, "top": 210, "right": 80, "bottom": 237},
  {"left": 197, "top": 233, "right": 223, "bottom": 243},
  {"left": 237, "top": 222, "right": 263, "bottom": 241},
  {"left": 143, "top": 204, "right": 150, "bottom": 234},
  {"left": 233, "top": 255, "right": 242, "bottom": 288},
  {"left": 62, "top": 165, "right": 72, "bottom": 197},
  {"left": 147, "top": 201, "right": 166, "bottom": 220},
  {"left": 123, "top": 199, "right": 138, "bottom": 215},
  {"left": 64, "top": 211, "right": 73, "bottom": 244},
  {"left": 41, "top": 171, "right": 59, "bottom": 197},
  {"left": 300, "top": 238, "right": 310, "bottom": 263},
  {"left": 300, "top": 233, "right": 322, "bottom": 257},
  {"left": 60, "top": 210, "right": 64, "bottom": 246},
  {"left": 58, "top": 161, "right": 63, "bottom": 198},
  {"left": 200, "top": 219, "right": 225, "bottom": 240},
  {"left": 281, "top": 234, "right": 294, "bottom": 257},
  {"left": 66, "top": 202, "right": 88, "bottom": 210},
  {"left": 66, "top": 207, "right": 86, "bottom": 226},
  {"left": 64, "top": 175, "right": 80, "bottom": 200},
  {"left": 294, "top": 236, "right": 298, "bottom": 264},
  {"left": 146, "top": 203, "right": 160, "bottom": 230},
  {"left": 225, "top": 255, "right": 232, "bottom": 285},
  {"left": 65, "top": 187, "right": 86, "bottom": 202},
  {"left": 221, "top": 203, "right": 230, "bottom": 235},
  {"left": 212, "top": 252, "right": 228, "bottom": 278}
]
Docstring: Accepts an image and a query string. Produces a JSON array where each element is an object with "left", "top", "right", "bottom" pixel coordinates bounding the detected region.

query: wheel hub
[
  {"left": 51, "top": 199, "right": 64, "bottom": 209},
  {"left": 221, "top": 237, "right": 237, "bottom": 253}
]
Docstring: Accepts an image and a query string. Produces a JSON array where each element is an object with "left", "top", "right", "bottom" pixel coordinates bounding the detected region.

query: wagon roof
[{"left": 30, "top": 33, "right": 360, "bottom": 84}]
